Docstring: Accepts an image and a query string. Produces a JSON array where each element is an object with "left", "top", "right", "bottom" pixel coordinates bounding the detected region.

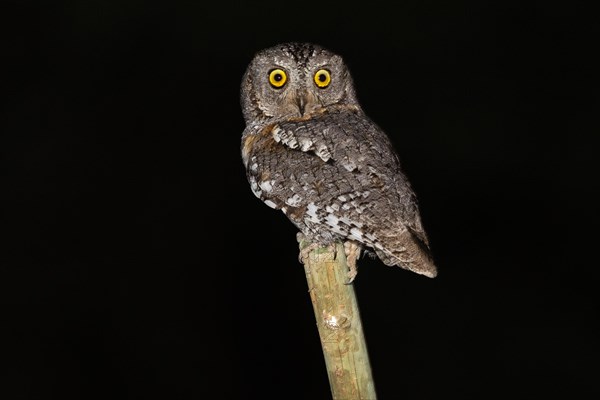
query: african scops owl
[{"left": 240, "top": 43, "right": 437, "bottom": 280}]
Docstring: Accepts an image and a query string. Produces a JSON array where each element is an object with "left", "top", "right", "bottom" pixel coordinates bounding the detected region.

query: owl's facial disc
[{"left": 242, "top": 44, "right": 360, "bottom": 122}]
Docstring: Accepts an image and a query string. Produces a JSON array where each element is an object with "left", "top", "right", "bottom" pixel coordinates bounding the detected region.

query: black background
[{"left": 2, "top": 1, "right": 597, "bottom": 399}]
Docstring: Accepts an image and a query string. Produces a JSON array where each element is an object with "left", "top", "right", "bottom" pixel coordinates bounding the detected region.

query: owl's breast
[
  {"left": 244, "top": 127, "right": 315, "bottom": 216},
  {"left": 241, "top": 123, "right": 279, "bottom": 168}
]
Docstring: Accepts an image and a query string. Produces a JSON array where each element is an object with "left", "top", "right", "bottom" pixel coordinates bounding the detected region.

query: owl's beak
[{"left": 295, "top": 94, "right": 307, "bottom": 116}]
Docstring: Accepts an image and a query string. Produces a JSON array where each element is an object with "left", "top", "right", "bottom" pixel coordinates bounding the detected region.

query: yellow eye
[
  {"left": 314, "top": 69, "right": 331, "bottom": 88},
  {"left": 268, "top": 69, "right": 287, "bottom": 88}
]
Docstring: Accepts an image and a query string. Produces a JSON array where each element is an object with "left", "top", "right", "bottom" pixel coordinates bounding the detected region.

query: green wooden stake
[{"left": 298, "top": 238, "right": 377, "bottom": 400}]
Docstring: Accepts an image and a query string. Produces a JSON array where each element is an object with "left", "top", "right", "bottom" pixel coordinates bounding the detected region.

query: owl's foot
[
  {"left": 344, "top": 241, "right": 361, "bottom": 284},
  {"left": 298, "top": 242, "right": 322, "bottom": 264},
  {"left": 297, "top": 232, "right": 320, "bottom": 264},
  {"left": 297, "top": 233, "right": 340, "bottom": 266}
]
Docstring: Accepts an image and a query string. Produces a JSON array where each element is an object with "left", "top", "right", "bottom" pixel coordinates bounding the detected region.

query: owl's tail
[{"left": 374, "top": 230, "right": 438, "bottom": 278}]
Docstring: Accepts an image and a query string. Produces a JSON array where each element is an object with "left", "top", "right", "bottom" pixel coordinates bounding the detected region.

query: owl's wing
[
  {"left": 243, "top": 109, "right": 436, "bottom": 277},
  {"left": 274, "top": 110, "right": 400, "bottom": 173}
]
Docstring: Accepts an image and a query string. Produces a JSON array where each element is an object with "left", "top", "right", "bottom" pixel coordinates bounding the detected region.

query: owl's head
[{"left": 241, "top": 42, "right": 360, "bottom": 123}]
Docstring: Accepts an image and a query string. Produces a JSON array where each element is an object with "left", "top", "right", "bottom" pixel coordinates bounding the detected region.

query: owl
[{"left": 240, "top": 42, "right": 437, "bottom": 280}]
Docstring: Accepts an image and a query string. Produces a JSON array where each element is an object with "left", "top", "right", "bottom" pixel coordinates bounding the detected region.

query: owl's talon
[
  {"left": 298, "top": 243, "right": 320, "bottom": 264},
  {"left": 344, "top": 241, "right": 361, "bottom": 284},
  {"left": 297, "top": 233, "right": 321, "bottom": 264},
  {"left": 345, "top": 268, "right": 358, "bottom": 285}
]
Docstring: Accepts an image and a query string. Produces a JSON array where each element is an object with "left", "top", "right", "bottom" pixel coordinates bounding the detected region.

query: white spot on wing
[
  {"left": 320, "top": 212, "right": 351, "bottom": 236},
  {"left": 349, "top": 227, "right": 363, "bottom": 240},
  {"left": 341, "top": 216, "right": 362, "bottom": 228},
  {"left": 325, "top": 213, "right": 339, "bottom": 227},
  {"left": 299, "top": 137, "right": 313, "bottom": 151},
  {"left": 306, "top": 202, "right": 320, "bottom": 223},
  {"left": 286, "top": 194, "right": 302, "bottom": 207},
  {"left": 272, "top": 126, "right": 282, "bottom": 142},
  {"left": 264, "top": 199, "right": 277, "bottom": 209},
  {"left": 249, "top": 176, "right": 262, "bottom": 198},
  {"left": 273, "top": 126, "right": 299, "bottom": 149},
  {"left": 316, "top": 144, "right": 331, "bottom": 162},
  {"left": 259, "top": 180, "right": 274, "bottom": 192},
  {"left": 286, "top": 136, "right": 298, "bottom": 148},
  {"left": 343, "top": 160, "right": 357, "bottom": 172},
  {"left": 333, "top": 226, "right": 348, "bottom": 235}
]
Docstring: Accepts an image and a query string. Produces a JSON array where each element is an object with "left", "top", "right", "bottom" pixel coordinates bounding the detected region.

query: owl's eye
[
  {"left": 314, "top": 69, "right": 331, "bottom": 88},
  {"left": 268, "top": 69, "right": 287, "bottom": 88}
]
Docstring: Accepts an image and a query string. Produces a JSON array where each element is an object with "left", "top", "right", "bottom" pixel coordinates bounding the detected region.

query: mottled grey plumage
[{"left": 240, "top": 42, "right": 437, "bottom": 278}]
